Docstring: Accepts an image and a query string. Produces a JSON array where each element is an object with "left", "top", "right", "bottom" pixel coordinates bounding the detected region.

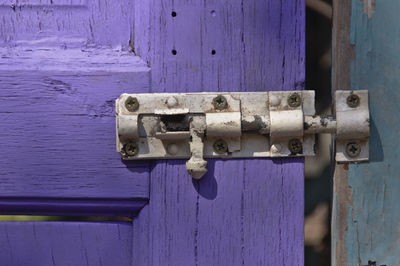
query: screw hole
[
  {"left": 210, "top": 10, "right": 216, "bottom": 17},
  {"left": 211, "top": 49, "right": 216, "bottom": 55},
  {"left": 171, "top": 49, "right": 177, "bottom": 55},
  {"left": 171, "top": 11, "right": 177, "bottom": 17}
]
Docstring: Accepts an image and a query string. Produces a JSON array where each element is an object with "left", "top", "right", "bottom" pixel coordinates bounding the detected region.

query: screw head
[
  {"left": 212, "top": 95, "right": 228, "bottom": 110},
  {"left": 166, "top": 97, "right": 178, "bottom": 108},
  {"left": 287, "top": 93, "right": 302, "bottom": 107},
  {"left": 167, "top": 143, "right": 179, "bottom": 155},
  {"left": 288, "top": 139, "right": 303, "bottom": 154},
  {"left": 346, "top": 142, "right": 360, "bottom": 157},
  {"left": 270, "top": 95, "right": 281, "bottom": 106},
  {"left": 213, "top": 139, "right": 228, "bottom": 154},
  {"left": 125, "top": 96, "right": 139, "bottom": 112},
  {"left": 123, "top": 142, "right": 139, "bottom": 156},
  {"left": 346, "top": 94, "right": 360, "bottom": 108},
  {"left": 270, "top": 143, "right": 282, "bottom": 153}
]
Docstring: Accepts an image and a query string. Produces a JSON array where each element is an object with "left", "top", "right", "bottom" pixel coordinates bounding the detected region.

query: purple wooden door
[{"left": 0, "top": 0, "right": 304, "bottom": 265}]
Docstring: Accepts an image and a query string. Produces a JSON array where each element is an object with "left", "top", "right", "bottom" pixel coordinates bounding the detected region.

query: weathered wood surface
[
  {"left": 0, "top": 47, "right": 150, "bottom": 210},
  {"left": 0, "top": 1, "right": 151, "bottom": 213},
  {"left": 0, "top": 0, "right": 134, "bottom": 48},
  {"left": 332, "top": 1, "right": 400, "bottom": 265},
  {"left": 0, "top": 198, "right": 148, "bottom": 216},
  {"left": 132, "top": 0, "right": 305, "bottom": 265},
  {"left": 0, "top": 222, "right": 132, "bottom": 266}
]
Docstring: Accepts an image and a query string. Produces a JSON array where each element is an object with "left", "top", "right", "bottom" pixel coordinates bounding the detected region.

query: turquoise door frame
[{"left": 332, "top": 1, "right": 400, "bottom": 265}]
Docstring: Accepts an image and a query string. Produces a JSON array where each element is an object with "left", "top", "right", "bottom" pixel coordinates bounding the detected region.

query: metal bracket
[{"left": 116, "top": 90, "right": 369, "bottom": 179}]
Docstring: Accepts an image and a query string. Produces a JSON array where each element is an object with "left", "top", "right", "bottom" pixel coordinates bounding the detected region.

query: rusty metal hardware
[{"left": 115, "top": 90, "right": 369, "bottom": 179}]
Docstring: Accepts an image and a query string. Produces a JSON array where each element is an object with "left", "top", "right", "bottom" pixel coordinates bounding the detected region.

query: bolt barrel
[{"left": 241, "top": 115, "right": 337, "bottom": 134}]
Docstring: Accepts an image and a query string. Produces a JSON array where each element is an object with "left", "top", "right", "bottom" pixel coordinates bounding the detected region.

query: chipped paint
[
  {"left": 340, "top": 0, "right": 400, "bottom": 265},
  {"left": 361, "top": 0, "right": 376, "bottom": 18}
]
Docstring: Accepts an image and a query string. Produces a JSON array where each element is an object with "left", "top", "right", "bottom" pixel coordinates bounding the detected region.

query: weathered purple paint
[
  {"left": 132, "top": 0, "right": 305, "bottom": 265},
  {"left": 0, "top": 0, "right": 135, "bottom": 49},
  {"left": 0, "top": 198, "right": 147, "bottom": 216},
  {"left": 0, "top": 2, "right": 139, "bottom": 265},
  {"left": 0, "top": 222, "right": 132, "bottom": 266},
  {"left": 0, "top": 12, "right": 151, "bottom": 213},
  {"left": 0, "top": 0, "right": 305, "bottom": 265},
  {"left": 0, "top": 47, "right": 150, "bottom": 213}
]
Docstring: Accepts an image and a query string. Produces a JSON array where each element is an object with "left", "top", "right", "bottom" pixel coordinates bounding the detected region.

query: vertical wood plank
[
  {"left": 332, "top": 0, "right": 400, "bottom": 265},
  {"left": 132, "top": 0, "right": 305, "bottom": 265},
  {"left": 331, "top": 1, "right": 354, "bottom": 265}
]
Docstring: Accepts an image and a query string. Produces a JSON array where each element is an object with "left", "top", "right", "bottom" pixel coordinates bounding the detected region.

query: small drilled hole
[
  {"left": 171, "top": 11, "right": 177, "bottom": 17},
  {"left": 210, "top": 10, "right": 216, "bottom": 17},
  {"left": 211, "top": 49, "right": 216, "bottom": 55},
  {"left": 171, "top": 49, "right": 177, "bottom": 55}
]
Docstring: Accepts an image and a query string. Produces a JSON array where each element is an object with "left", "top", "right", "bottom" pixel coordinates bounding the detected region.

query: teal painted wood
[{"left": 333, "top": 1, "right": 400, "bottom": 265}]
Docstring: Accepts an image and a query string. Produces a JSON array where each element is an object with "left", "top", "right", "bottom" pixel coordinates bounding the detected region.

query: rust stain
[{"left": 361, "top": 0, "right": 376, "bottom": 18}]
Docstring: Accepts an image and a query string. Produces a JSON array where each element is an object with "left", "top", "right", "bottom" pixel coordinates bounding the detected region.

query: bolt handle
[
  {"left": 186, "top": 156, "right": 207, "bottom": 180},
  {"left": 186, "top": 117, "right": 208, "bottom": 179}
]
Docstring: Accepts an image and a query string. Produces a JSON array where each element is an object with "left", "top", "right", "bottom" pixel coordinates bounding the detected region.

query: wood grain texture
[
  {"left": 0, "top": 0, "right": 134, "bottom": 48},
  {"left": 331, "top": 0, "right": 354, "bottom": 93},
  {"left": 132, "top": 0, "right": 305, "bottom": 265},
  {"left": 0, "top": 47, "right": 150, "bottom": 207},
  {"left": 0, "top": 221, "right": 132, "bottom": 266},
  {"left": 332, "top": 0, "right": 400, "bottom": 265},
  {"left": 0, "top": 198, "right": 148, "bottom": 216},
  {"left": 331, "top": 1, "right": 354, "bottom": 265}
]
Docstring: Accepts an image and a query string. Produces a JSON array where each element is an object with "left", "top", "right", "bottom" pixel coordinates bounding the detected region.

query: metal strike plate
[
  {"left": 335, "top": 90, "right": 369, "bottom": 162},
  {"left": 115, "top": 90, "right": 369, "bottom": 179}
]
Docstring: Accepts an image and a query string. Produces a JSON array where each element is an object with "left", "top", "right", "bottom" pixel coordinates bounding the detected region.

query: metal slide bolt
[
  {"left": 346, "top": 94, "right": 360, "bottom": 108},
  {"left": 288, "top": 139, "right": 303, "bottom": 154},
  {"left": 123, "top": 142, "right": 139, "bottom": 156},
  {"left": 212, "top": 95, "right": 228, "bottom": 110},
  {"left": 346, "top": 142, "right": 360, "bottom": 157},
  {"left": 213, "top": 139, "right": 228, "bottom": 154},
  {"left": 125, "top": 96, "right": 139, "bottom": 112},
  {"left": 287, "top": 93, "right": 302, "bottom": 107}
]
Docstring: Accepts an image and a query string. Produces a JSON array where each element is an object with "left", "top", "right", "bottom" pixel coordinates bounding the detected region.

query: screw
[
  {"left": 123, "top": 142, "right": 139, "bottom": 156},
  {"left": 287, "top": 93, "right": 302, "bottom": 107},
  {"left": 288, "top": 139, "right": 303, "bottom": 154},
  {"left": 270, "top": 143, "right": 282, "bottom": 153},
  {"left": 346, "top": 142, "right": 360, "bottom": 157},
  {"left": 270, "top": 95, "right": 281, "bottom": 106},
  {"left": 212, "top": 95, "right": 228, "bottom": 110},
  {"left": 346, "top": 94, "right": 360, "bottom": 108},
  {"left": 213, "top": 139, "right": 228, "bottom": 154},
  {"left": 166, "top": 97, "right": 178, "bottom": 108},
  {"left": 125, "top": 96, "right": 139, "bottom": 112},
  {"left": 167, "top": 143, "right": 179, "bottom": 155}
]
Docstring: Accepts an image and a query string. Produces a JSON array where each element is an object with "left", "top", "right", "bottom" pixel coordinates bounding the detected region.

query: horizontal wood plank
[
  {"left": 0, "top": 0, "right": 134, "bottom": 48},
  {"left": 0, "top": 221, "right": 132, "bottom": 266},
  {"left": 0, "top": 198, "right": 148, "bottom": 216},
  {"left": 0, "top": 47, "right": 151, "bottom": 213}
]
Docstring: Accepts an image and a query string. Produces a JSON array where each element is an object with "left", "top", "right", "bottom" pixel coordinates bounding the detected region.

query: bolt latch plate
[
  {"left": 116, "top": 90, "right": 369, "bottom": 179},
  {"left": 335, "top": 90, "right": 369, "bottom": 163}
]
